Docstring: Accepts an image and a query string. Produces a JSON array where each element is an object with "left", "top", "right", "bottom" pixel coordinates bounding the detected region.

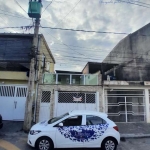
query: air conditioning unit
[{"left": 45, "top": 62, "right": 50, "bottom": 71}]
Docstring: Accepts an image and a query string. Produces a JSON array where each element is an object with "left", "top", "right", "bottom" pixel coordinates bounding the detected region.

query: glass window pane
[
  {"left": 43, "top": 73, "right": 56, "bottom": 84},
  {"left": 62, "top": 116, "right": 82, "bottom": 126},
  {"left": 85, "top": 74, "right": 98, "bottom": 85},
  {"left": 86, "top": 115, "right": 106, "bottom": 125},
  {"left": 58, "top": 75, "right": 70, "bottom": 85},
  {"left": 72, "top": 75, "right": 84, "bottom": 85}
]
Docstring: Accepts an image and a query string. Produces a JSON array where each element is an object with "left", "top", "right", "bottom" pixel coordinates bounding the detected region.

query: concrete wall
[
  {"left": 36, "top": 85, "right": 103, "bottom": 122},
  {"left": 82, "top": 63, "right": 89, "bottom": 74},
  {"left": 0, "top": 71, "right": 28, "bottom": 84},
  {"left": 103, "top": 23, "right": 150, "bottom": 81},
  {"left": 40, "top": 37, "right": 55, "bottom": 73}
]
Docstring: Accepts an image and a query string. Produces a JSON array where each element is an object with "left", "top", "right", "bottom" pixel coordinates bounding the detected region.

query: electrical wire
[
  {"left": 41, "top": 26, "right": 129, "bottom": 35},
  {"left": 42, "top": 0, "right": 54, "bottom": 14},
  {"left": 55, "top": 0, "right": 81, "bottom": 27},
  {"left": 14, "top": 0, "right": 28, "bottom": 14},
  {"left": 118, "top": 0, "right": 150, "bottom": 8},
  {"left": 0, "top": 12, "right": 30, "bottom": 20}
]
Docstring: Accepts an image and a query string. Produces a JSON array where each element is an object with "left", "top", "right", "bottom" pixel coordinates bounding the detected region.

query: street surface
[{"left": 0, "top": 133, "right": 150, "bottom": 150}]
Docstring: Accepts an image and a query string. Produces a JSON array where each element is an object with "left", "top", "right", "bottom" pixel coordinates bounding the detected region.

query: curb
[{"left": 121, "top": 134, "right": 150, "bottom": 139}]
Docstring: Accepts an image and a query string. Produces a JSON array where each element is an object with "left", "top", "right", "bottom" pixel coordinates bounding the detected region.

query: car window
[
  {"left": 48, "top": 113, "right": 69, "bottom": 124},
  {"left": 62, "top": 115, "right": 82, "bottom": 126},
  {"left": 86, "top": 115, "right": 107, "bottom": 125}
]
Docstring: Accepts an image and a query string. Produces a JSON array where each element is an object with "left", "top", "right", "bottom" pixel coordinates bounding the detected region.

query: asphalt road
[{"left": 0, "top": 132, "right": 150, "bottom": 150}]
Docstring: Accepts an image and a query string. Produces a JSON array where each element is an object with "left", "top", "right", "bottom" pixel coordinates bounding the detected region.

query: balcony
[{"left": 43, "top": 73, "right": 99, "bottom": 85}]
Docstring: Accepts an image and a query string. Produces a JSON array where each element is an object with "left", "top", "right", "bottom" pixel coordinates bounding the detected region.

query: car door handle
[{"left": 14, "top": 101, "right": 17, "bottom": 109}]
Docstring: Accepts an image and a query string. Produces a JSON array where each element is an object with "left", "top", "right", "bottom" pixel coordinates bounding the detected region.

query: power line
[
  {"left": 0, "top": 8, "right": 27, "bottom": 18},
  {"left": 14, "top": 0, "right": 28, "bottom": 14},
  {"left": 41, "top": 26, "right": 129, "bottom": 35},
  {"left": 134, "top": 1, "right": 150, "bottom": 6},
  {"left": 55, "top": 0, "right": 81, "bottom": 27},
  {"left": 42, "top": 0, "right": 54, "bottom": 14},
  {"left": 0, "top": 12, "right": 30, "bottom": 20},
  {"left": 118, "top": 0, "right": 150, "bottom": 8}
]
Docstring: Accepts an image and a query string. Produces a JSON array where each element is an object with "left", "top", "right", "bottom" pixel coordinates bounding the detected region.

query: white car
[{"left": 27, "top": 110, "right": 120, "bottom": 150}]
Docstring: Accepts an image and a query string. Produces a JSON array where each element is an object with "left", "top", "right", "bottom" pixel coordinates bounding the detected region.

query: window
[
  {"left": 62, "top": 115, "right": 82, "bottom": 126},
  {"left": 48, "top": 113, "right": 69, "bottom": 124},
  {"left": 86, "top": 115, "right": 106, "bottom": 125}
]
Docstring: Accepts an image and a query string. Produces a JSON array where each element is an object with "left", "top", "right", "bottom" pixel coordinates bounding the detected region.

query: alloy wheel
[
  {"left": 39, "top": 139, "right": 50, "bottom": 150},
  {"left": 105, "top": 140, "right": 115, "bottom": 150}
]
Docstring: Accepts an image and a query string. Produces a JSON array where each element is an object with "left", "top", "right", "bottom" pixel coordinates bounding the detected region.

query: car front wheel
[
  {"left": 101, "top": 137, "right": 117, "bottom": 150},
  {"left": 36, "top": 137, "right": 53, "bottom": 150}
]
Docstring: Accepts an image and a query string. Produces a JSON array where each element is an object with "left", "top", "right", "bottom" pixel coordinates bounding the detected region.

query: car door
[
  {"left": 55, "top": 115, "right": 84, "bottom": 148},
  {"left": 83, "top": 115, "right": 109, "bottom": 148}
]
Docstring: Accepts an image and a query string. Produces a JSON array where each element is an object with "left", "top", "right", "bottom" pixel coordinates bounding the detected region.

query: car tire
[
  {"left": 36, "top": 137, "right": 53, "bottom": 150},
  {"left": 101, "top": 137, "right": 117, "bottom": 150}
]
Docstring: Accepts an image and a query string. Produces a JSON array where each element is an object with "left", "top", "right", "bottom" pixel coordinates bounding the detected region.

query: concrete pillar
[{"left": 145, "top": 89, "right": 150, "bottom": 123}]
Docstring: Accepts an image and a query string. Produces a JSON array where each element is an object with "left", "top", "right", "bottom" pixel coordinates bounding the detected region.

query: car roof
[{"left": 69, "top": 110, "right": 107, "bottom": 117}]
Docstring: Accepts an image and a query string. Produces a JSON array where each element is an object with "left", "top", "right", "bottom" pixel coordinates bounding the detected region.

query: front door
[{"left": 55, "top": 115, "right": 84, "bottom": 148}]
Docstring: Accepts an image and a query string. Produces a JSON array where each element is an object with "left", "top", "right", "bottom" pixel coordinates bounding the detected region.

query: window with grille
[
  {"left": 0, "top": 86, "right": 15, "bottom": 97},
  {"left": 58, "top": 92, "right": 96, "bottom": 103},
  {"left": 41, "top": 91, "right": 51, "bottom": 103},
  {"left": 16, "top": 87, "right": 27, "bottom": 97}
]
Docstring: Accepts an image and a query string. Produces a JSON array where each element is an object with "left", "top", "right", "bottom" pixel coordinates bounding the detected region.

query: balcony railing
[{"left": 43, "top": 73, "right": 98, "bottom": 85}]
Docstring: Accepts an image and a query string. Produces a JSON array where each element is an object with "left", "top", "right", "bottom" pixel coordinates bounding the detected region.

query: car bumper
[
  {"left": 0, "top": 123, "right": 3, "bottom": 129},
  {"left": 27, "top": 134, "right": 37, "bottom": 147}
]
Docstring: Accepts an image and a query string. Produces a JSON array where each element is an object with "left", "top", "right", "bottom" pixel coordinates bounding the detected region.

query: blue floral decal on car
[{"left": 58, "top": 124, "right": 109, "bottom": 142}]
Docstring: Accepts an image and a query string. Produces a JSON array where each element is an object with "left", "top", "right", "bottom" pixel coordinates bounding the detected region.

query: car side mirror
[{"left": 58, "top": 122, "right": 63, "bottom": 127}]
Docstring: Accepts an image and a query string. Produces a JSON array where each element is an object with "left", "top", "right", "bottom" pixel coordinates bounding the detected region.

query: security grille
[
  {"left": 105, "top": 89, "right": 145, "bottom": 122},
  {"left": 58, "top": 92, "right": 96, "bottom": 103},
  {"left": 16, "top": 87, "right": 27, "bottom": 97},
  {"left": 0, "top": 86, "right": 15, "bottom": 97},
  {"left": 41, "top": 91, "right": 51, "bottom": 103}
]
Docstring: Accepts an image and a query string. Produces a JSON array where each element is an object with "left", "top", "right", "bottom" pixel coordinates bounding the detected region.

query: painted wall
[
  {"left": 103, "top": 23, "right": 150, "bottom": 81},
  {"left": 0, "top": 71, "right": 28, "bottom": 80},
  {"left": 36, "top": 85, "right": 103, "bottom": 122}
]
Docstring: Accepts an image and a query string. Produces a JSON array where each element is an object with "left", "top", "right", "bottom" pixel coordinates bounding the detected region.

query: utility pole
[{"left": 23, "top": 0, "right": 42, "bottom": 132}]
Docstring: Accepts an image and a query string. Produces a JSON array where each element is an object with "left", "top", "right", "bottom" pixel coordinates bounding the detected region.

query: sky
[{"left": 0, "top": 0, "right": 150, "bottom": 72}]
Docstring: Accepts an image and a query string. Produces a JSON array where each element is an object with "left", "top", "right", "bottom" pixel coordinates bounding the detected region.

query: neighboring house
[
  {"left": 36, "top": 23, "right": 150, "bottom": 124},
  {"left": 82, "top": 23, "right": 150, "bottom": 123},
  {"left": 36, "top": 70, "right": 102, "bottom": 122},
  {"left": 0, "top": 33, "right": 55, "bottom": 121}
]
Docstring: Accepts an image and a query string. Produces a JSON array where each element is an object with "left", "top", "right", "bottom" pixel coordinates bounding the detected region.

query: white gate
[
  {"left": 0, "top": 85, "right": 27, "bottom": 121},
  {"left": 39, "top": 91, "right": 51, "bottom": 122},
  {"left": 55, "top": 92, "right": 98, "bottom": 117}
]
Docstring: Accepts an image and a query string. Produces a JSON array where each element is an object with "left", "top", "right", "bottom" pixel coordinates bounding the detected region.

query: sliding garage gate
[
  {"left": 55, "top": 92, "right": 98, "bottom": 116},
  {"left": 105, "top": 89, "right": 146, "bottom": 122},
  {"left": 0, "top": 85, "right": 27, "bottom": 121}
]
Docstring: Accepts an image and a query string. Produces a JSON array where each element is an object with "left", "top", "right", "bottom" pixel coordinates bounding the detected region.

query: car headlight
[{"left": 30, "top": 130, "right": 41, "bottom": 135}]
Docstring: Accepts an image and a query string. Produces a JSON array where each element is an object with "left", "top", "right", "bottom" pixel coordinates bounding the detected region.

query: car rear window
[{"left": 86, "top": 115, "right": 107, "bottom": 125}]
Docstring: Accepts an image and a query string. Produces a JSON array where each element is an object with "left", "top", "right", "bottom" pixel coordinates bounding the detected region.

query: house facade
[
  {"left": 101, "top": 23, "right": 150, "bottom": 123},
  {"left": 35, "top": 23, "right": 150, "bottom": 124},
  {"left": 0, "top": 33, "right": 55, "bottom": 121},
  {"left": 36, "top": 71, "right": 102, "bottom": 122}
]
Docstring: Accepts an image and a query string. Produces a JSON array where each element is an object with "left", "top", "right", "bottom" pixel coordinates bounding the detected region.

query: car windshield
[{"left": 48, "top": 112, "right": 69, "bottom": 124}]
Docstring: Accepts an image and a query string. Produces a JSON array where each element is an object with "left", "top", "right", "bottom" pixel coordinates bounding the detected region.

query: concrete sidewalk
[
  {"left": 1, "top": 121, "right": 150, "bottom": 139},
  {"left": 117, "top": 123, "right": 150, "bottom": 138}
]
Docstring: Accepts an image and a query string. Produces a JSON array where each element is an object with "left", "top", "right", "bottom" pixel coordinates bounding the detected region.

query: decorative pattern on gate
[
  {"left": 41, "top": 91, "right": 51, "bottom": 103},
  {"left": 58, "top": 92, "right": 96, "bottom": 103}
]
